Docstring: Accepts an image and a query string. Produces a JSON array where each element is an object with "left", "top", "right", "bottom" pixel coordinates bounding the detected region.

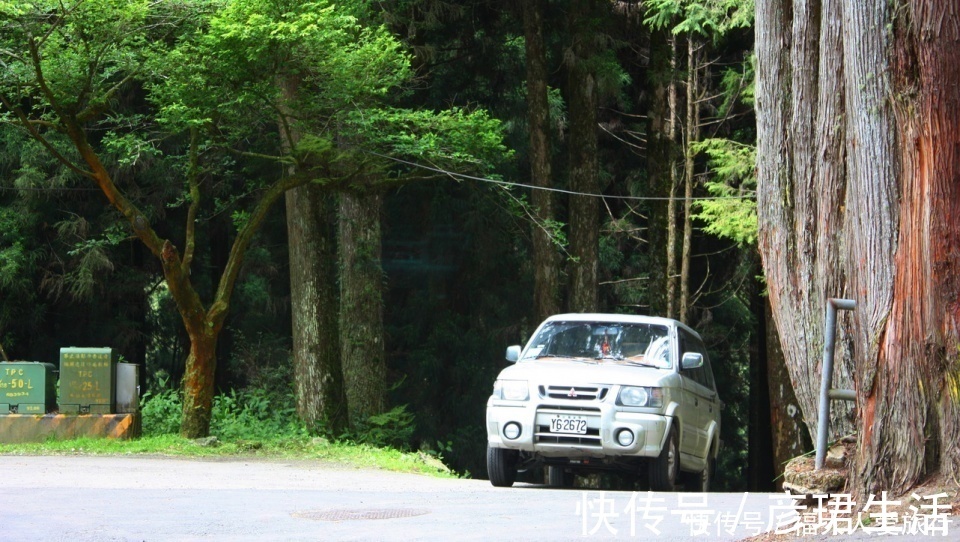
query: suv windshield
[{"left": 521, "top": 321, "right": 673, "bottom": 369}]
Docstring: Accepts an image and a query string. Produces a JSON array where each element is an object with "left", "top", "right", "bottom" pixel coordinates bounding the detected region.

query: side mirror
[
  {"left": 680, "top": 352, "right": 703, "bottom": 370},
  {"left": 505, "top": 345, "right": 521, "bottom": 363}
]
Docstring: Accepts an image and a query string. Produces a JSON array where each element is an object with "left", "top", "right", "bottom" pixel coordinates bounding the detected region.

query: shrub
[
  {"left": 140, "top": 386, "right": 182, "bottom": 436},
  {"left": 345, "top": 405, "right": 416, "bottom": 450}
]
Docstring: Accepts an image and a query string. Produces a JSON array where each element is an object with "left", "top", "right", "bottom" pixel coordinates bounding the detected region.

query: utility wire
[
  {"left": 0, "top": 186, "right": 101, "bottom": 192},
  {"left": 1, "top": 151, "right": 757, "bottom": 201},
  {"left": 362, "top": 149, "right": 756, "bottom": 202}
]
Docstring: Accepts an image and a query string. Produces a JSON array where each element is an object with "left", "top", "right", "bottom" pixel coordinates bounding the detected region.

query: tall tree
[
  {"left": 523, "top": 0, "right": 561, "bottom": 321},
  {"left": 338, "top": 186, "right": 386, "bottom": 424},
  {"left": 757, "top": 0, "right": 960, "bottom": 497},
  {"left": 277, "top": 74, "right": 346, "bottom": 433},
  {"left": 755, "top": 0, "right": 855, "bottom": 447},
  {"left": 644, "top": 0, "right": 754, "bottom": 323},
  {"left": 0, "top": 0, "right": 415, "bottom": 436},
  {"left": 566, "top": 0, "right": 602, "bottom": 313}
]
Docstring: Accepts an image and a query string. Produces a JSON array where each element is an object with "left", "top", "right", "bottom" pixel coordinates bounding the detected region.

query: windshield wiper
[{"left": 622, "top": 359, "right": 661, "bottom": 368}]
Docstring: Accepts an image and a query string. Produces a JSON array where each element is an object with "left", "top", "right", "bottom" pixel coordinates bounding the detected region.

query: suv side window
[{"left": 679, "top": 329, "right": 714, "bottom": 392}]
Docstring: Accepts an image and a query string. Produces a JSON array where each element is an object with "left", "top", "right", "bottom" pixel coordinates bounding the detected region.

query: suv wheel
[
  {"left": 695, "top": 453, "right": 714, "bottom": 492},
  {"left": 487, "top": 446, "right": 519, "bottom": 487},
  {"left": 649, "top": 426, "right": 678, "bottom": 491},
  {"left": 547, "top": 466, "right": 574, "bottom": 488}
]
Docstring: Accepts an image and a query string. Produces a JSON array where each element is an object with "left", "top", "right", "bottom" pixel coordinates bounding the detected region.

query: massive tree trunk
[
  {"left": 757, "top": 0, "right": 960, "bottom": 497},
  {"left": 849, "top": 0, "right": 960, "bottom": 497},
  {"left": 755, "top": 0, "right": 855, "bottom": 444},
  {"left": 566, "top": 0, "right": 600, "bottom": 313},
  {"left": 523, "top": 0, "right": 561, "bottom": 321},
  {"left": 763, "top": 299, "right": 810, "bottom": 488},
  {"left": 338, "top": 189, "right": 387, "bottom": 426},
  {"left": 279, "top": 75, "right": 347, "bottom": 434}
]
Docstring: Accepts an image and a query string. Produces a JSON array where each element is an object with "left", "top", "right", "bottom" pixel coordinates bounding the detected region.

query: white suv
[{"left": 485, "top": 313, "right": 721, "bottom": 490}]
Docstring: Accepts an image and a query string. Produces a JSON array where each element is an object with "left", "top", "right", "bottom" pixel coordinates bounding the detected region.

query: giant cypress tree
[{"left": 757, "top": 0, "right": 960, "bottom": 498}]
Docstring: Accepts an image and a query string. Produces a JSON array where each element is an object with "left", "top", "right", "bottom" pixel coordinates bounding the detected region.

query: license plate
[{"left": 549, "top": 416, "right": 587, "bottom": 434}]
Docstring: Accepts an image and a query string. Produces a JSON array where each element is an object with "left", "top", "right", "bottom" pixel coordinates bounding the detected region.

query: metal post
[{"left": 815, "top": 298, "right": 856, "bottom": 470}]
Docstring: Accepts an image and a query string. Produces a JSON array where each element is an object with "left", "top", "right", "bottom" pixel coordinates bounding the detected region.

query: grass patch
[
  {"left": 0, "top": 384, "right": 455, "bottom": 478},
  {"left": 0, "top": 435, "right": 456, "bottom": 478}
]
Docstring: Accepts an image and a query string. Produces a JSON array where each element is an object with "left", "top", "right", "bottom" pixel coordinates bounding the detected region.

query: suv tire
[
  {"left": 547, "top": 466, "right": 574, "bottom": 488},
  {"left": 694, "top": 452, "right": 716, "bottom": 492},
  {"left": 487, "top": 446, "right": 519, "bottom": 487},
  {"left": 649, "top": 426, "right": 679, "bottom": 491}
]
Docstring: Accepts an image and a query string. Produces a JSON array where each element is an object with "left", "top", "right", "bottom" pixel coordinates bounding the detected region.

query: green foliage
[
  {"left": 693, "top": 138, "right": 757, "bottom": 246},
  {"left": 141, "top": 385, "right": 184, "bottom": 436},
  {"left": 141, "top": 384, "right": 308, "bottom": 441},
  {"left": 150, "top": 0, "right": 413, "bottom": 136},
  {"left": 643, "top": 0, "right": 755, "bottom": 37},
  {"left": 212, "top": 389, "right": 308, "bottom": 441},
  {"left": 344, "top": 107, "right": 511, "bottom": 171},
  {"left": 342, "top": 405, "right": 416, "bottom": 450},
  {"left": 0, "top": 0, "right": 156, "bottom": 113}
]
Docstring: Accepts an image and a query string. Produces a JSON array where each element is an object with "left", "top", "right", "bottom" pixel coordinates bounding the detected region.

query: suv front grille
[{"left": 540, "top": 385, "right": 609, "bottom": 401}]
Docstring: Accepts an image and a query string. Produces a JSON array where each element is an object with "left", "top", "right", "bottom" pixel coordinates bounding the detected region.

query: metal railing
[{"left": 815, "top": 298, "right": 857, "bottom": 470}]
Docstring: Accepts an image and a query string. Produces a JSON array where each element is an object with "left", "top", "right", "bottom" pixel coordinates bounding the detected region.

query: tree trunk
[
  {"left": 278, "top": 75, "right": 347, "bottom": 434},
  {"left": 566, "top": 0, "right": 600, "bottom": 313},
  {"left": 679, "top": 35, "right": 698, "bottom": 324},
  {"left": 848, "top": 0, "right": 960, "bottom": 497},
  {"left": 180, "top": 326, "right": 219, "bottom": 438},
  {"left": 286, "top": 185, "right": 346, "bottom": 433},
  {"left": 338, "top": 189, "right": 387, "bottom": 426},
  {"left": 763, "top": 299, "right": 810, "bottom": 488},
  {"left": 523, "top": 0, "right": 561, "bottom": 321},
  {"left": 645, "top": 29, "right": 676, "bottom": 317},
  {"left": 758, "top": 0, "right": 960, "bottom": 499},
  {"left": 665, "top": 36, "right": 679, "bottom": 320},
  {"left": 755, "top": 0, "right": 855, "bottom": 444}
]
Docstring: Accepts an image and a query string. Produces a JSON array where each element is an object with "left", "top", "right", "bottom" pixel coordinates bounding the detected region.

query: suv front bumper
[{"left": 486, "top": 398, "right": 671, "bottom": 459}]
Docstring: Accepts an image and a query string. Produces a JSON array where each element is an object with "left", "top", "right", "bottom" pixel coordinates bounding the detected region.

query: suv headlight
[
  {"left": 618, "top": 386, "right": 663, "bottom": 408},
  {"left": 493, "top": 380, "right": 529, "bottom": 401}
]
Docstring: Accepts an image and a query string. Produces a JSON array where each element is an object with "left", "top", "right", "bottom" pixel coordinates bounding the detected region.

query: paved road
[{"left": 0, "top": 456, "right": 948, "bottom": 541}]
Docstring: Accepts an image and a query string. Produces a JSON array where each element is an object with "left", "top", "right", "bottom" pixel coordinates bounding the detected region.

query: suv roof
[{"left": 541, "top": 313, "right": 703, "bottom": 342}]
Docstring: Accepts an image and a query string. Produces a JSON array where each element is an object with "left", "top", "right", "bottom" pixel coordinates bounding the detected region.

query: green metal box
[
  {"left": 0, "top": 362, "right": 57, "bottom": 414},
  {"left": 58, "top": 347, "right": 117, "bottom": 414}
]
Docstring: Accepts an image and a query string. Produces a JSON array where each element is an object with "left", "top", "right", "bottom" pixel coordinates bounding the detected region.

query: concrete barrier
[{"left": 0, "top": 413, "right": 141, "bottom": 444}]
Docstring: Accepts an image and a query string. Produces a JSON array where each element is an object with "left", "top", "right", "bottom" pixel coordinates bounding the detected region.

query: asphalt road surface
[{"left": 0, "top": 455, "right": 946, "bottom": 541}]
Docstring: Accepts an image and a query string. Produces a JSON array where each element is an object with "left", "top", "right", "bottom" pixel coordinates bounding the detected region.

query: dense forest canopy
[{"left": 4, "top": 0, "right": 954, "bottom": 499}]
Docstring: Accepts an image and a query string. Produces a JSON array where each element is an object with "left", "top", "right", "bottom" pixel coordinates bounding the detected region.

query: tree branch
[
  {"left": 0, "top": 92, "right": 94, "bottom": 179},
  {"left": 182, "top": 127, "right": 201, "bottom": 274},
  {"left": 208, "top": 171, "right": 318, "bottom": 326}
]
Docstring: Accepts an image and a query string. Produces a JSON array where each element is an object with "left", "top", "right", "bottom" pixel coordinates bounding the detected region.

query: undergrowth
[{"left": 123, "top": 381, "right": 452, "bottom": 476}]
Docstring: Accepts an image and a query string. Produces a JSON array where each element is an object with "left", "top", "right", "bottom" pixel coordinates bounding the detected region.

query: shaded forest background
[{"left": 1, "top": 0, "right": 794, "bottom": 490}]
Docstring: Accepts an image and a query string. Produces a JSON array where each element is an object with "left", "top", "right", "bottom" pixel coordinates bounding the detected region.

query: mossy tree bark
[
  {"left": 278, "top": 75, "right": 347, "bottom": 434},
  {"left": 338, "top": 188, "right": 387, "bottom": 426}
]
